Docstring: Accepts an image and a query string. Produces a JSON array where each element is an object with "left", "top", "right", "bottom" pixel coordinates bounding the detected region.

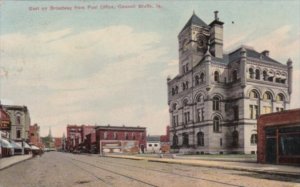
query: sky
[{"left": 0, "top": 0, "right": 299, "bottom": 137}]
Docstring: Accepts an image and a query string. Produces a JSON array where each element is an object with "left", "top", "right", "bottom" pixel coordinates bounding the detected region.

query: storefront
[
  {"left": 0, "top": 105, "right": 12, "bottom": 158},
  {"left": 257, "top": 109, "right": 300, "bottom": 165}
]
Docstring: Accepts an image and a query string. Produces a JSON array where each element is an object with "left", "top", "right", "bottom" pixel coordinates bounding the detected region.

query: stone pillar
[
  {"left": 240, "top": 47, "right": 247, "bottom": 88},
  {"left": 287, "top": 58, "right": 293, "bottom": 95}
]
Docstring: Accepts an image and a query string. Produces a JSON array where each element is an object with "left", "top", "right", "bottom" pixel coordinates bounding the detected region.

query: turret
[
  {"left": 287, "top": 58, "right": 293, "bottom": 95},
  {"left": 209, "top": 11, "right": 224, "bottom": 59}
]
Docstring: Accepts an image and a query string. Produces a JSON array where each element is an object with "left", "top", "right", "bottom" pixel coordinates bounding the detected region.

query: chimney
[
  {"left": 261, "top": 50, "right": 269, "bottom": 57},
  {"left": 214, "top": 11, "right": 219, "bottom": 21},
  {"left": 209, "top": 11, "right": 224, "bottom": 59}
]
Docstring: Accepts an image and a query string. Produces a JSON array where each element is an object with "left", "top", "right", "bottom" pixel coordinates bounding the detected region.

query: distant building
[
  {"left": 3, "top": 105, "right": 31, "bottom": 141},
  {"left": 160, "top": 126, "right": 170, "bottom": 143},
  {"left": 167, "top": 12, "right": 293, "bottom": 154},
  {"left": 66, "top": 124, "right": 95, "bottom": 152},
  {"left": 54, "top": 137, "right": 62, "bottom": 150},
  {"left": 146, "top": 135, "right": 161, "bottom": 153},
  {"left": 28, "top": 123, "right": 43, "bottom": 148},
  {"left": 257, "top": 109, "right": 300, "bottom": 165},
  {"left": 95, "top": 125, "right": 146, "bottom": 153}
]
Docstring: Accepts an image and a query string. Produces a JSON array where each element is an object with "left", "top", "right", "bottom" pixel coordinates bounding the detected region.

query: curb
[
  {"left": 106, "top": 155, "right": 300, "bottom": 178},
  {"left": 0, "top": 155, "right": 33, "bottom": 171}
]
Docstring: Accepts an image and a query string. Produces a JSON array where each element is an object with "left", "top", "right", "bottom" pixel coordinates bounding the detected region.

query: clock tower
[{"left": 178, "top": 12, "right": 210, "bottom": 75}]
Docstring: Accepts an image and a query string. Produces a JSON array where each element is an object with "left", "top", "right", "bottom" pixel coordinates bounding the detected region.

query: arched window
[
  {"left": 183, "top": 99, "right": 188, "bottom": 107},
  {"left": 232, "top": 130, "right": 239, "bottom": 147},
  {"left": 182, "top": 82, "right": 186, "bottom": 90},
  {"left": 195, "top": 76, "right": 200, "bottom": 85},
  {"left": 133, "top": 135, "right": 136, "bottom": 140},
  {"left": 251, "top": 134, "right": 257, "bottom": 144},
  {"left": 249, "top": 68, "right": 254, "bottom": 79},
  {"left": 175, "top": 86, "right": 178, "bottom": 94},
  {"left": 172, "top": 134, "right": 178, "bottom": 146},
  {"left": 263, "top": 91, "right": 272, "bottom": 101},
  {"left": 182, "top": 133, "right": 189, "bottom": 146},
  {"left": 212, "top": 96, "right": 220, "bottom": 111},
  {"left": 16, "top": 115, "right": 21, "bottom": 125},
  {"left": 197, "top": 132, "right": 204, "bottom": 146},
  {"left": 200, "top": 73, "right": 205, "bottom": 83},
  {"left": 125, "top": 132, "right": 129, "bottom": 140},
  {"left": 213, "top": 116, "right": 221, "bottom": 132},
  {"left": 232, "top": 70, "right": 238, "bottom": 82},
  {"left": 214, "top": 71, "right": 220, "bottom": 82},
  {"left": 172, "top": 88, "right": 175, "bottom": 96},
  {"left": 263, "top": 71, "right": 268, "bottom": 80},
  {"left": 255, "top": 69, "right": 260, "bottom": 80},
  {"left": 276, "top": 93, "right": 285, "bottom": 102},
  {"left": 172, "top": 103, "right": 177, "bottom": 110},
  {"left": 196, "top": 94, "right": 203, "bottom": 103},
  {"left": 249, "top": 90, "right": 259, "bottom": 99}
]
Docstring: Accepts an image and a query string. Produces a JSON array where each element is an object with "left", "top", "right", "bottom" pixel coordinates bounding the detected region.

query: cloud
[
  {"left": 246, "top": 25, "right": 300, "bottom": 61},
  {"left": 161, "top": 59, "right": 178, "bottom": 78},
  {"left": 0, "top": 25, "right": 169, "bottom": 136}
]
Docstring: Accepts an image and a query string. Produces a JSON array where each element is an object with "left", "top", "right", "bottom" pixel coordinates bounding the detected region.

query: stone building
[
  {"left": 3, "top": 105, "right": 31, "bottom": 141},
  {"left": 167, "top": 11, "right": 293, "bottom": 154}
]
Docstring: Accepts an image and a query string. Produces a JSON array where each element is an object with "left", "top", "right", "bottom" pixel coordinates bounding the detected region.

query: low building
[
  {"left": 66, "top": 124, "right": 95, "bottom": 152},
  {"left": 146, "top": 135, "right": 161, "bottom": 153},
  {"left": 257, "top": 108, "right": 300, "bottom": 165},
  {"left": 95, "top": 125, "right": 146, "bottom": 153}
]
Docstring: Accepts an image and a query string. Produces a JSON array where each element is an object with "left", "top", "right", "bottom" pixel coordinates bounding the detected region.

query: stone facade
[
  {"left": 3, "top": 105, "right": 31, "bottom": 141},
  {"left": 167, "top": 12, "right": 292, "bottom": 154}
]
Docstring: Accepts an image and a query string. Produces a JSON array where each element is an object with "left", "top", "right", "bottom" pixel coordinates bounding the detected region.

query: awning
[
  {"left": 9, "top": 140, "right": 22, "bottom": 149},
  {"left": 30, "top": 145, "right": 40, "bottom": 150},
  {"left": 0, "top": 138, "right": 13, "bottom": 148},
  {"left": 16, "top": 142, "right": 32, "bottom": 149},
  {"left": 23, "top": 142, "right": 31, "bottom": 149}
]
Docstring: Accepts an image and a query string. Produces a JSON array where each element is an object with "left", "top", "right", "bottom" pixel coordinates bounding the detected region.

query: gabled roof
[
  {"left": 228, "top": 47, "right": 282, "bottom": 65},
  {"left": 180, "top": 13, "right": 208, "bottom": 33}
]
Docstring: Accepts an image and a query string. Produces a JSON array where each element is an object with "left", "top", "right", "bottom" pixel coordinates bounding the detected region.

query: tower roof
[{"left": 180, "top": 13, "right": 208, "bottom": 33}]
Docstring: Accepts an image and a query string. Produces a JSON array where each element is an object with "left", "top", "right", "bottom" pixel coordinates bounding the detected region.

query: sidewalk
[
  {"left": 106, "top": 154, "right": 300, "bottom": 177},
  {"left": 0, "top": 154, "right": 32, "bottom": 170}
]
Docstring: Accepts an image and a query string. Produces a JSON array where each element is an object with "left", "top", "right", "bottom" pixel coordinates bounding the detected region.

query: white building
[
  {"left": 167, "top": 11, "right": 292, "bottom": 154},
  {"left": 146, "top": 135, "right": 161, "bottom": 153},
  {"left": 3, "top": 105, "right": 31, "bottom": 141}
]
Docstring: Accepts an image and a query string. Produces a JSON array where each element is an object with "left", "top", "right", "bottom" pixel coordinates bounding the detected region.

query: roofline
[
  {"left": 95, "top": 125, "right": 146, "bottom": 130},
  {"left": 258, "top": 108, "right": 300, "bottom": 120}
]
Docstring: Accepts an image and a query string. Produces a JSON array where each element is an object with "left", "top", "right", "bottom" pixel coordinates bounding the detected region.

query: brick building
[
  {"left": 95, "top": 125, "right": 146, "bottom": 153},
  {"left": 160, "top": 126, "right": 170, "bottom": 143},
  {"left": 66, "top": 124, "right": 95, "bottom": 152},
  {"left": 257, "top": 109, "right": 300, "bottom": 165},
  {"left": 28, "top": 123, "right": 43, "bottom": 148},
  {"left": 54, "top": 137, "right": 62, "bottom": 150}
]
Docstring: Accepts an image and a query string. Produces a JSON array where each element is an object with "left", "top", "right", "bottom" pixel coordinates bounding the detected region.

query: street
[{"left": 0, "top": 152, "right": 299, "bottom": 187}]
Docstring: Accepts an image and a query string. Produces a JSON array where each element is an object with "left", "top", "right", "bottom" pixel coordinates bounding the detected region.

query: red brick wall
[
  {"left": 29, "top": 124, "right": 41, "bottom": 146},
  {"left": 257, "top": 109, "right": 300, "bottom": 164},
  {"left": 95, "top": 128, "right": 146, "bottom": 153}
]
